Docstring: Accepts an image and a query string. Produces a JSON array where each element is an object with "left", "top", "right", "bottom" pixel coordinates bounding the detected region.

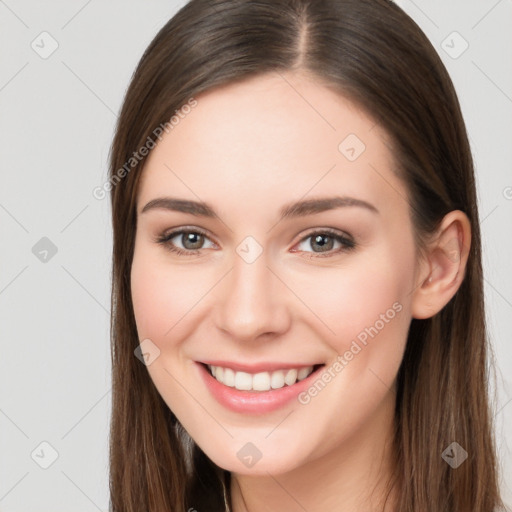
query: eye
[
  {"left": 155, "top": 228, "right": 216, "bottom": 256},
  {"left": 154, "top": 227, "right": 356, "bottom": 258},
  {"left": 292, "top": 229, "right": 356, "bottom": 258}
]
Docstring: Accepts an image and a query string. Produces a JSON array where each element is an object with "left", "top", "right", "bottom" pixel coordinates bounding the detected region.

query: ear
[{"left": 411, "top": 210, "right": 471, "bottom": 320}]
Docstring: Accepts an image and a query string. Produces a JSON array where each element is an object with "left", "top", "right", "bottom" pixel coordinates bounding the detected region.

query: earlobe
[{"left": 411, "top": 210, "right": 471, "bottom": 320}]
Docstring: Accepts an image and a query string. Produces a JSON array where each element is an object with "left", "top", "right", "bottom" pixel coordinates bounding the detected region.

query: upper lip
[{"left": 199, "top": 360, "right": 324, "bottom": 373}]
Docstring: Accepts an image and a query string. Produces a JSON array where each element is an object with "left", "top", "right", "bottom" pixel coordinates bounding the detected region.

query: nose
[{"left": 213, "top": 248, "right": 292, "bottom": 343}]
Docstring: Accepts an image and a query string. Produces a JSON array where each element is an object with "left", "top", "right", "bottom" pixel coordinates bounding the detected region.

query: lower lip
[{"left": 196, "top": 362, "right": 324, "bottom": 414}]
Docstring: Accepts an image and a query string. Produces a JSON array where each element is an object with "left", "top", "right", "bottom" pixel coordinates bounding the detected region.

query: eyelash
[{"left": 154, "top": 227, "right": 356, "bottom": 259}]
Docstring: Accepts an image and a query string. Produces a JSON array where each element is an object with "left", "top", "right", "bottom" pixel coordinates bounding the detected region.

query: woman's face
[{"left": 131, "top": 71, "right": 421, "bottom": 475}]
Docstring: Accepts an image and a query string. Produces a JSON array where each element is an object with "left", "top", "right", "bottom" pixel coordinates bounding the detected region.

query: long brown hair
[{"left": 107, "top": 0, "right": 504, "bottom": 510}]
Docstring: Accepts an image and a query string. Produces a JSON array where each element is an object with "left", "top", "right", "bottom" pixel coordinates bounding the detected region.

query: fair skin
[{"left": 130, "top": 71, "right": 471, "bottom": 511}]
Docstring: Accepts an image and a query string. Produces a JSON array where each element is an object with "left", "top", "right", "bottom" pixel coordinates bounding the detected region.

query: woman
[{"left": 107, "top": 0, "right": 505, "bottom": 510}]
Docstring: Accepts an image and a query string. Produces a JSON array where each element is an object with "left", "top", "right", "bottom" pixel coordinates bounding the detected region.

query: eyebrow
[{"left": 140, "top": 195, "right": 379, "bottom": 219}]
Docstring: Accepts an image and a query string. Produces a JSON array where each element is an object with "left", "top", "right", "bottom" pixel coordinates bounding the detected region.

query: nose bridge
[{"left": 214, "top": 242, "right": 290, "bottom": 340}]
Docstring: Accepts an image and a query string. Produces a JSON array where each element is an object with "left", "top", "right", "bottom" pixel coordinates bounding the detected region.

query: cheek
[
  {"left": 130, "top": 247, "right": 208, "bottom": 413},
  {"left": 286, "top": 243, "right": 415, "bottom": 410},
  {"left": 130, "top": 246, "right": 206, "bottom": 344},
  {"left": 290, "top": 259, "right": 411, "bottom": 353},
  {"left": 289, "top": 259, "right": 412, "bottom": 457}
]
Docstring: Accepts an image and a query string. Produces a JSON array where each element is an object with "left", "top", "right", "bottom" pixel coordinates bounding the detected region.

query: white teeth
[
  {"left": 284, "top": 369, "right": 298, "bottom": 385},
  {"left": 234, "top": 371, "right": 252, "bottom": 391},
  {"left": 223, "top": 367, "right": 235, "bottom": 387},
  {"left": 270, "top": 371, "right": 285, "bottom": 389},
  {"left": 253, "top": 372, "right": 271, "bottom": 391},
  {"left": 207, "top": 364, "right": 315, "bottom": 391},
  {"left": 297, "top": 367, "right": 312, "bottom": 380}
]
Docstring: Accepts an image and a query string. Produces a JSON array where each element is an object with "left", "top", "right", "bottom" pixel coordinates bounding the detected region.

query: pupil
[
  {"left": 183, "top": 232, "right": 202, "bottom": 249},
  {"left": 313, "top": 234, "right": 333, "bottom": 252}
]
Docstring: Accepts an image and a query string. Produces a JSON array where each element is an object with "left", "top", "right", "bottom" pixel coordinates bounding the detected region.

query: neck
[{"left": 229, "top": 388, "right": 399, "bottom": 512}]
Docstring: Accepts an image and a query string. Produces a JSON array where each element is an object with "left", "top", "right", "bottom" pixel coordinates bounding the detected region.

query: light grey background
[{"left": 0, "top": 1, "right": 510, "bottom": 510}]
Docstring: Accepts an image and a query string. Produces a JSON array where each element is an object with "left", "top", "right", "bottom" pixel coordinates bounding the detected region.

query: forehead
[{"left": 137, "top": 71, "right": 407, "bottom": 220}]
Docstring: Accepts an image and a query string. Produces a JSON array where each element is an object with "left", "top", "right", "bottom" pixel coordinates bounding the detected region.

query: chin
[{"left": 200, "top": 436, "right": 312, "bottom": 476}]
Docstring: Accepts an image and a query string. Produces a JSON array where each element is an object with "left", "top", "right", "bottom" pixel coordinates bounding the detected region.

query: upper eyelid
[{"left": 161, "top": 226, "right": 216, "bottom": 244}]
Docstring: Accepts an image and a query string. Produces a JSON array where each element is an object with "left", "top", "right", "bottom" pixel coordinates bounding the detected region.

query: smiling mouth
[{"left": 204, "top": 363, "right": 325, "bottom": 392}]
